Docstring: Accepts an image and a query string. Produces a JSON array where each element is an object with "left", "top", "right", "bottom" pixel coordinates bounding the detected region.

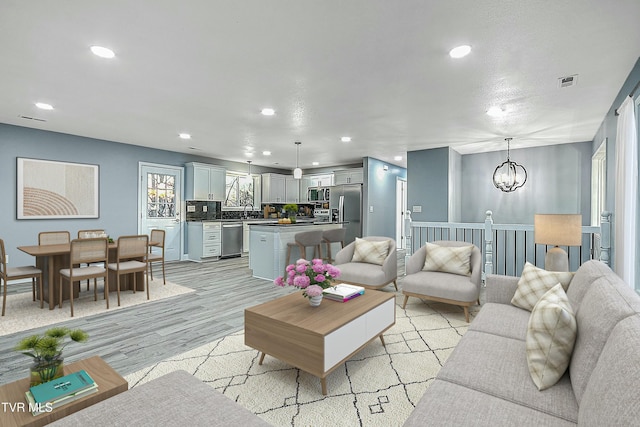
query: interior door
[{"left": 139, "top": 163, "right": 183, "bottom": 261}]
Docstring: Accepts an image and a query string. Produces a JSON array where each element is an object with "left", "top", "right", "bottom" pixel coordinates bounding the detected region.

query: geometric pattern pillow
[
  {"left": 511, "top": 262, "right": 573, "bottom": 311},
  {"left": 526, "top": 283, "right": 577, "bottom": 391},
  {"left": 422, "top": 242, "right": 472, "bottom": 276},
  {"left": 351, "top": 238, "right": 389, "bottom": 265}
]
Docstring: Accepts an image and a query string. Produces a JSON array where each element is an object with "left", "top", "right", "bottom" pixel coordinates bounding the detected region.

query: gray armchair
[
  {"left": 333, "top": 236, "right": 397, "bottom": 290},
  {"left": 401, "top": 240, "right": 481, "bottom": 322}
]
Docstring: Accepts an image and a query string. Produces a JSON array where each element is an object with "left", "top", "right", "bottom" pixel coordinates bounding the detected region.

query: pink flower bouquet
[{"left": 275, "top": 258, "right": 341, "bottom": 298}]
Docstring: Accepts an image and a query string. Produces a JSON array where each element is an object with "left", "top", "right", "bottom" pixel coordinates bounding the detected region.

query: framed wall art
[{"left": 17, "top": 158, "right": 99, "bottom": 219}]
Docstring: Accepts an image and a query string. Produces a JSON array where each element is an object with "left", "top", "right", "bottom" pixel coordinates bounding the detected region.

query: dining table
[{"left": 18, "top": 241, "right": 149, "bottom": 310}]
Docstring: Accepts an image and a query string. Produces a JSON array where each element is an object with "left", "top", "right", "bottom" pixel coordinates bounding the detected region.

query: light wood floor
[{"left": 1, "top": 253, "right": 406, "bottom": 385}]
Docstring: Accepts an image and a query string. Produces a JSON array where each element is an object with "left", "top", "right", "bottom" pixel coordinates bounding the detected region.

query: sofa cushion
[
  {"left": 351, "top": 237, "right": 388, "bottom": 265},
  {"left": 564, "top": 259, "right": 611, "bottom": 310},
  {"left": 578, "top": 315, "right": 640, "bottom": 426},
  {"left": 569, "top": 273, "right": 640, "bottom": 403},
  {"left": 337, "top": 262, "right": 387, "bottom": 286},
  {"left": 469, "top": 302, "right": 529, "bottom": 341},
  {"left": 422, "top": 242, "right": 472, "bottom": 276},
  {"left": 511, "top": 262, "right": 573, "bottom": 311},
  {"left": 401, "top": 270, "right": 477, "bottom": 303},
  {"left": 403, "top": 379, "right": 576, "bottom": 427},
  {"left": 436, "top": 330, "right": 578, "bottom": 423},
  {"left": 526, "top": 284, "right": 577, "bottom": 391}
]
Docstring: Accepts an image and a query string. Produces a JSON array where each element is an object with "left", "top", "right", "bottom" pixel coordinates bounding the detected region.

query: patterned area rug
[
  {"left": 126, "top": 291, "right": 479, "bottom": 426},
  {"left": 0, "top": 280, "right": 194, "bottom": 336}
]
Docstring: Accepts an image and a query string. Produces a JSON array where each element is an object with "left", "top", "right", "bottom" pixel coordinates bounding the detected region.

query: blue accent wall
[
  {"left": 406, "top": 147, "right": 449, "bottom": 221},
  {"left": 363, "top": 157, "right": 407, "bottom": 238}
]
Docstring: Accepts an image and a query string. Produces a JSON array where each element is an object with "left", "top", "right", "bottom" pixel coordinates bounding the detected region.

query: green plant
[
  {"left": 15, "top": 327, "right": 89, "bottom": 363},
  {"left": 283, "top": 203, "right": 299, "bottom": 214}
]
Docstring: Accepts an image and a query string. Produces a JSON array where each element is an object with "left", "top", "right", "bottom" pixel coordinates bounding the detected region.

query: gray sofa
[
  {"left": 50, "top": 370, "right": 270, "bottom": 426},
  {"left": 404, "top": 259, "right": 640, "bottom": 426}
]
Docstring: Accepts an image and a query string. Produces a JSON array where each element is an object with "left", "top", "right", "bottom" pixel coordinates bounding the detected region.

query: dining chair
[
  {"left": 108, "top": 235, "right": 149, "bottom": 306},
  {"left": 59, "top": 238, "right": 109, "bottom": 317},
  {"left": 78, "top": 229, "right": 107, "bottom": 290},
  {"left": 147, "top": 229, "right": 166, "bottom": 285},
  {"left": 38, "top": 231, "right": 70, "bottom": 246},
  {"left": 1, "top": 238, "right": 43, "bottom": 316}
]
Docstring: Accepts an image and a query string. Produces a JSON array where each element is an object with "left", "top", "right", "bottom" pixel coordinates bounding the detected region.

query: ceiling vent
[
  {"left": 558, "top": 74, "right": 578, "bottom": 88},
  {"left": 18, "top": 115, "right": 47, "bottom": 122}
]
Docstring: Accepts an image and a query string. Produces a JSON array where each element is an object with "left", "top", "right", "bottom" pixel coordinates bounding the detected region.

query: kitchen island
[{"left": 249, "top": 222, "right": 345, "bottom": 280}]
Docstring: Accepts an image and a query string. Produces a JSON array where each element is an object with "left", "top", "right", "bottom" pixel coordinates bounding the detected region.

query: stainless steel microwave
[{"left": 307, "top": 187, "right": 330, "bottom": 202}]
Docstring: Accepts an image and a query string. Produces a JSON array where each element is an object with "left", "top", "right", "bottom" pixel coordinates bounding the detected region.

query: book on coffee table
[
  {"left": 30, "top": 369, "right": 96, "bottom": 405},
  {"left": 25, "top": 384, "right": 98, "bottom": 415},
  {"left": 323, "top": 284, "right": 365, "bottom": 302}
]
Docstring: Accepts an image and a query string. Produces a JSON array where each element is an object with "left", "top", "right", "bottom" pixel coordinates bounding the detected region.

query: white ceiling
[{"left": 2, "top": 1, "right": 640, "bottom": 170}]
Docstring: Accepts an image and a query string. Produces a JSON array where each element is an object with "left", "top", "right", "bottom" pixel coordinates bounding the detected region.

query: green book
[{"left": 29, "top": 369, "right": 96, "bottom": 404}]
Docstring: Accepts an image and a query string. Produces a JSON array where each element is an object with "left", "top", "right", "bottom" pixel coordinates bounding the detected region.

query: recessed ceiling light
[
  {"left": 262, "top": 151, "right": 271, "bottom": 156},
  {"left": 261, "top": 108, "right": 275, "bottom": 116},
  {"left": 179, "top": 133, "right": 191, "bottom": 140},
  {"left": 312, "top": 161, "right": 319, "bottom": 166},
  {"left": 90, "top": 45, "right": 115, "bottom": 59},
  {"left": 394, "top": 156, "right": 402, "bottom": 161},
  {"left": 35, "top": 102, "right": 53, "bottom": 110},
  {"left": 486, "top": 106, "right": 506, "bottom": 117},
  {"left": 341, "top": 136, "right": 351, "bottom": 142},
  {"left": 449, "top": 45, "right": 471, "bottom": 59}
]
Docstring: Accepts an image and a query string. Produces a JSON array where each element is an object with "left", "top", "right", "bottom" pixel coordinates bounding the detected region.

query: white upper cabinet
[
  {"left": 285, "top": 176, "right": 301, "bottom": 203},
  {"left": 333, "top": 168, "right": 363, "bottom": 185},
  {"left": 305, "top": 173, "right": 334, "bottom": 187},
  {"left": 262, "top": 173, "right": 286, "bottom": 203},
  {"left": 185, "top": 162, "right": 226, "bottom": 200}
]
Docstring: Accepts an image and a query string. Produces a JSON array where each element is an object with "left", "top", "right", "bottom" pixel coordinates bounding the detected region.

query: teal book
[{"left": 30, "top": 370, "right": 96, "bottom": 404}]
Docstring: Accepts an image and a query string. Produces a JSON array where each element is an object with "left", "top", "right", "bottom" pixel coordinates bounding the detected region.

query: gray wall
[
  {"left": 449, "top": 148, "right": 462, "bottom": 222},
  {"left": 363, "top": 157, "right": 407, "bottom": 239},
  {"left": 0, "top": 124, "right": 284, "bottom": 266},
  {"left": 461, "top": 142, "right": 593, "bottom": 224},
  {"left": 590, "top": 56, "right": 640, "bottom": 277},
  {"left": 407, "top": 147, "right": 449, "bottom": 221}
]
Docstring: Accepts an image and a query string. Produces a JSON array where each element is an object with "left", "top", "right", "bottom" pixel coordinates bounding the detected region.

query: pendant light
[
  {"left": 492, "top": 137, "right": 527, "bottom": 192},
  {"left": 247, "top": 160, "right": 252, "bottom": 176},
  {"left": 293, "top": 141, "right": 302, "bottom": 179}
]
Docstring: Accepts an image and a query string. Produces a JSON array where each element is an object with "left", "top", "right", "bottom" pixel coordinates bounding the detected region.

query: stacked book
[
  {"left": 323, "top": 283, "right": 365, "bottom": 302},
  {"left": 25, "top": 370, "right": 98, "bottom": 416}
]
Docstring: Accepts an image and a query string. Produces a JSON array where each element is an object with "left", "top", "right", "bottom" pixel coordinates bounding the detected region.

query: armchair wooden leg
[
  {"left": 463, "top": 307, "right": 470, "bottom": 323},
  {"left": 393, "top": 280, "right": 398, "bottom": 291},
  {"left": 402, "top": 295, "right": 409, "bottom": 309}
]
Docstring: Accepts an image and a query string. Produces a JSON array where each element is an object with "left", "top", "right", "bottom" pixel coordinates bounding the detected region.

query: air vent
[
  {"left": 558, "top": 74, "right": 578, "bottom": 88},
  {"left": 18, "top": 115, "right": 47, "bottom": 122}
]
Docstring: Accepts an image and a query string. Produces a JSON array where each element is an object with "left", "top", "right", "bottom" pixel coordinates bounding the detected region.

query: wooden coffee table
[
  {"left": 0, "top": 356, "right": 127, "bottom": 427},
  {"left": 245, "top": 290, "right": 395, "bottom": 395}
]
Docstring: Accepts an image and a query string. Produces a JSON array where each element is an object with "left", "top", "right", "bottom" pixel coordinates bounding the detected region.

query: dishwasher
[{"left": 221, "top": 222, "right": 243, "bottom": 257}]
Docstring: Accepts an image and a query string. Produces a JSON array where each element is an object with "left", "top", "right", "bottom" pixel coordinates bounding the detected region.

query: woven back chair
[
  {"left": 38, "top": 231, "right": 70, "bottom": 245},
  {"left": 147, "top": 229, "right": 166, "bottom": 284},
  {"left": 58, "top": 238, "right": 109, "bottom": 317},
  {"left": 1, "top": 238, "right": 43, "bottom": 316},
  {"left": 108, "top": 235, "right": 149, "bottom": 306},
  {"left": 77, "top": 229, "right": 107, "bottom": 290}
]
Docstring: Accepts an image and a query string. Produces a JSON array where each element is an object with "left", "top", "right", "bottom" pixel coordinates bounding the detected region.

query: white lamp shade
[
  {"left": 293, "top": 167, "right": 302, "bottom": 179},
  {"left": 534, "top": 214, "right": 583, "bottom": 246}
]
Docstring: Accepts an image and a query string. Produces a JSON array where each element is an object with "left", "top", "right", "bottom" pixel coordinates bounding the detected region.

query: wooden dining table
[{"left": 18, "top": 242, "right": 148, "bottom": 310}]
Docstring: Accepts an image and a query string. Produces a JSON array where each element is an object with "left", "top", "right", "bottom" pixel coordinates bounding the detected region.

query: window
[
  {"left": 147, "top": 173, "right": 176, "bottom": 218},
  {"left": 224, "top": 172, "right": 260, "bottom": 208}
]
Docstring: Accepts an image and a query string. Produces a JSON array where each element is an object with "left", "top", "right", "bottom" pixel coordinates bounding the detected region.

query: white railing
[{"left": 405, "top": 210, "right": 612, "bottom": 278}]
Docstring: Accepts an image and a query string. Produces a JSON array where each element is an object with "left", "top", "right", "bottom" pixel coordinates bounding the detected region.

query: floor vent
[
  {"left": 18, "top": 115, "right": 47, "bottom": 122},
  {"left": 558, "top": 74, "right": 578, "bottom": 88}
]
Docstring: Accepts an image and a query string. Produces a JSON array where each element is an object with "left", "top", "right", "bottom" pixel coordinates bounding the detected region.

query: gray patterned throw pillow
[
  {"left": 511, "top": 262, "right": 573, "bottom": 311},
  {"left": 422, "top": 242, "right": 473, "bottom": 276}
]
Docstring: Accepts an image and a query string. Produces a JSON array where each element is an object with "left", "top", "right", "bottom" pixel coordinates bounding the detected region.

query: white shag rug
[
  {"left": 126, "top": 293, "right": 478, "bottom": 427},
  {"left": 0, "top": 280, "right": 194, "bottom": 336}
]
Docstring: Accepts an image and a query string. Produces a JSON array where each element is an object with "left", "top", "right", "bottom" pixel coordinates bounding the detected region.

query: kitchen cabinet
[
  {"left": 262, "top": 173, "right": 286, "bottom": 203},
  {"left": 185, "top": 162, "right": 226, "bottom": 201},
  {"left": 187, "top": 221, "right": 221, "bottom": 261},
  {"left": 285, "top": 176, "right": 301, "bottom": 203},
  {"left": 334, "top": 168, "right": 363, "bottom": 185},
  {"left": 243, "top": 221, "right": 251, "bottom": 253}
]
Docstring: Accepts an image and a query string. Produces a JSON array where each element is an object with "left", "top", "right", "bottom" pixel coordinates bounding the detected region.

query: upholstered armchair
[
  {"left": 333, "top": 236, "right": 397, "bottom": 290},
  {"left": 401, "top": 240, "right": 481, "bottom": 322}
]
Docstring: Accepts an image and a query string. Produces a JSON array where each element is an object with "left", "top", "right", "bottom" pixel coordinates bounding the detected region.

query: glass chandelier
[{"left": 492, "top": 138, "right": 527, "bottom": 192}]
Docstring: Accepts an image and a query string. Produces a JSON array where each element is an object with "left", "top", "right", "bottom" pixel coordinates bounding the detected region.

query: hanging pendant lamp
[
  {"left": 293, "top": 141, "right": 302, "bottom": 179},
  {"left": 247, "top": 160, "right": 252, "bottom": 176},
  {"left": 492, "top": 137, "right": 527, "bottom": 192}
]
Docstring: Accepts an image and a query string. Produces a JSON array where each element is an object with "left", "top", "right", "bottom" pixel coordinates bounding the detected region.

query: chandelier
[{"left": 492, "top": 137, "right": 527, "bottom": 192}]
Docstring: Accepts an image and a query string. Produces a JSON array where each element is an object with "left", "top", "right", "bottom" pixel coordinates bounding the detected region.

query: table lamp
[{"left": 534, "top": 214, "right": 582, "bottom": 272}]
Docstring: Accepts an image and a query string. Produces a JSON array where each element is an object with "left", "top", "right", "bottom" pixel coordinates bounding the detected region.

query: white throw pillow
[
  {"left": 526, "top": 283, "right": 577, "bottom": 391},
  {"left": 422, "top": 242, "right": 473, "bottom": 276},
  {"left": 511, "top": 262, "right": 573, "bottom": 311},
  {"left": 351, "top": 238, "right": 389, "bottom": 265}
]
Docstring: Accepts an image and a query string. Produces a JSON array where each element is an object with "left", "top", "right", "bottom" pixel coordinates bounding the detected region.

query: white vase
[{"left": 309, "top": 294, "right": 323, "bottom": 307}]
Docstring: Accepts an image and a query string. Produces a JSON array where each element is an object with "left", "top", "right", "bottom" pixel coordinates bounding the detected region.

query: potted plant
[
  {"left": 275, "top": 259, "right": 340, "bottom": 306},
  {"left": 15, "top": 327, "right": 89, "bottom": 386},
  {"left": 283, "top": 204, "right": 299, "bottom": 223}
]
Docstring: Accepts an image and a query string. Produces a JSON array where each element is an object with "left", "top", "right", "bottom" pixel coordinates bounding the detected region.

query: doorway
[
  {"left": 396, "top": 177, "right": 407, "bottom": 249},
  {"left": 138, "top": 163, "right": 184, "bottom": 261}
]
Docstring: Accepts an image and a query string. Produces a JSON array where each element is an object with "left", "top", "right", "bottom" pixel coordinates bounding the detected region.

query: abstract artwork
[{"left": 17, "top": 158, "right": 99, "bottom": 219}]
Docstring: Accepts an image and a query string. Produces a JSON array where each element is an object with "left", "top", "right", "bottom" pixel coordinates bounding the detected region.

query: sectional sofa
[{"left": 403, "top": 260, "right": 640, "bottom": 426}]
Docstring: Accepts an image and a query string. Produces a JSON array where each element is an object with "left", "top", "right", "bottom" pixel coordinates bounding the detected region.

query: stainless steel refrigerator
[{"left": 329, "top": 184, "right": 363, "bottom": 245}]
